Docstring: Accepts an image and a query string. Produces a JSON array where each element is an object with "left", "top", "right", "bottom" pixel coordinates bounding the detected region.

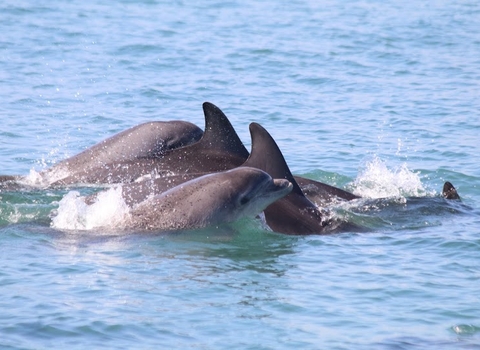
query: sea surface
[{"left": 1, "top": 0, "right": 480, "bottom": 349}]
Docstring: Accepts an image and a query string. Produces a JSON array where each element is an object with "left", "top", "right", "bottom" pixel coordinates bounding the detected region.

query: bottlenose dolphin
[
  {"left": 43, "top": 120, "right": 203, "bottom": 186},
  {"left": 0, "top": 120, "right": 203, "bottom": 188},
  {"left": 46, "top": 102, "right": 248, "bottom": 186},
  {"left": 1, "top": 102, "right": 248, "bottom": 188},
  {"left": 126, "top": 167, "right": 292, "bottom": 231},
  {"left": 242, "top": 122, "right": 361, "bottom": 235}
]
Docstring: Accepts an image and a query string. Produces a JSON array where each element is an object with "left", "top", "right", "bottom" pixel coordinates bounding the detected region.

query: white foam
[
  {"left": 51, "top": 186, "right": 131, "bottom": 231},
  {"left": 14, "top": 169, "right": 47, "bottom": 188},
  {"left": 349, "top": 156, "right": 429, "bottom": 199}
]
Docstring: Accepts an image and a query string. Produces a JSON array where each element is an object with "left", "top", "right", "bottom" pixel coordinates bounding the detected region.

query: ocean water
[{"left": 1, "top": 0, "right": 480, "bottom": 349}]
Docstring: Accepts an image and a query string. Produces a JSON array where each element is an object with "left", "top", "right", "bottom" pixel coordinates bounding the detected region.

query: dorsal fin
[
  {"left": 442, "top": 181, "right": 461, "bottom": 200},
  {"left": 197, "top": 102, "right": 249, "bottom": 159},
  {"left": 243, "top": 122, "right": 304, "bottom": 196}
]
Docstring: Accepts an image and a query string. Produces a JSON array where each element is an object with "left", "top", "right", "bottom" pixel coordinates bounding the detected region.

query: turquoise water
[{"left": 1, "top": 0, "right": 480, "bottom": 349}]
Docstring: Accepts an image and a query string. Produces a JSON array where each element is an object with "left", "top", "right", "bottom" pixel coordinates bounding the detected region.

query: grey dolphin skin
[
  {"left": 295, "top": 176, "right": 359, "bottom": 206},
  {"left": 243, "top": 122, "right": 361, "bottom": 235},
  {"left": 43, "top": 120, "right": 203, "bottom": 186},
  {"left": 442, "top": 181, "right": 461, "bottom": 200},
  {"left": 127, "top": 167, "right": 292, "bottom": 231},
  {"left": 0, "top": 120, "right": 203, "bottom": 188}
]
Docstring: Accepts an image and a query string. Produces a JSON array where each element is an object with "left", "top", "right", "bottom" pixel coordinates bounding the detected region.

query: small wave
[
  {"left": 451, "top": 324, "right": 480, "bottom": 336},
  {"left": 349, "top": 156, "right": 431, "bottom": 199},
  {"left": 51, "top": 187, "right": 130, "bottom": 231}
]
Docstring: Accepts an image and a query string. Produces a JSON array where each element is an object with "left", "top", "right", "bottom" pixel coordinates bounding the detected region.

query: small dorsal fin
[
  {"left": 243, "top": 122, "right": 304, "bottom": 196},
  {"left": 198, "top": 102, "right": 249, "bottom": 159},
  {"left": 443, "top": 181, "right": 461, "bottom": 200}
]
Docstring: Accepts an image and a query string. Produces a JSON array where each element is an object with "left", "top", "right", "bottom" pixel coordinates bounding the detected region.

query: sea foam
[{"left": 51, "top": 186, "right": 130, "bottom": 231}]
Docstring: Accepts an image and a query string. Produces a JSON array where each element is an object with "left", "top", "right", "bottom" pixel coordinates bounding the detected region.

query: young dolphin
[{"left": 126, "top": 167, "right": 292, "bottom": 231}]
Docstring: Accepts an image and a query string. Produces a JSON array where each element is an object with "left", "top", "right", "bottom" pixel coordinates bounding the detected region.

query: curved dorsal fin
[
  {"left": 243, "top": 122, "right": 304, "bottom": 196},
  {"left": 443, "top": 181, "right": 461, "bottom": 200},
  {"left": 197, "top": 102, "right": 249, "bottom": 159}
]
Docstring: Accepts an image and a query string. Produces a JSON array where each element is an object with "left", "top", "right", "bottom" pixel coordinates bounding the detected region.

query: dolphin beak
[{"left": 272, "top": 178, "right": 293, "bottom": 196}]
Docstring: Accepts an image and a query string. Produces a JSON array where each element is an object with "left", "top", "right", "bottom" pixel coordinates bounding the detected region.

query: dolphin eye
[{"left": 240, "top": 196, "right": 250, "bottom": 205}]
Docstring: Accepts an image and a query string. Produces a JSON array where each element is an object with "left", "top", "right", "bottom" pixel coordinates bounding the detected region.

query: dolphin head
[{"left": 228, "top": 167, "right": 293, "bottom": 221}]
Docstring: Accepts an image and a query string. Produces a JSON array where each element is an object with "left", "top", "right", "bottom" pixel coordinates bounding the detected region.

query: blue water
[{"left": 1, "top": 0, "right": 480, "bottom": 349}]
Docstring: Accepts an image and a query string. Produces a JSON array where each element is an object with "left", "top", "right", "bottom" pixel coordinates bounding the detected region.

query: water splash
[
  {"left": 51, "top": 186, "right": 130, "bottom": 231},
  {"left": 349, "top": 156, "right": 431, "bottom": 199}
]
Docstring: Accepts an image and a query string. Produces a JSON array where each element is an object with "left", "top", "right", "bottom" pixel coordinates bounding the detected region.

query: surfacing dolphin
[
  {"left": 21, "top": 102, "right": 248, "bottom": 187},
  {"left": 43, "top": 120, "right": 203, "bottom": 186},
  {"left": 0, "top": 120, "right": 203, "bottom": 188},
  {"left": 442, "top": 181, "right": 461, "bottom": 200},
  {"left": 243, "top": 122, "right": 462, "bottom": 234},
  {"left": 126, "top": 167, "right": 292, "bottom": 231},
  {"left": 48, "top": 102, "right": 249, "bottom": 186},
  {"left": 243, "top": 122, "right": 362, "bottom": 235}
]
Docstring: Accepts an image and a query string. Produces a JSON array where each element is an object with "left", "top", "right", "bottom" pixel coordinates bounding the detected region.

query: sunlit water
[{"left": 1, "top": 1, "right": 479, "bottom": 349}]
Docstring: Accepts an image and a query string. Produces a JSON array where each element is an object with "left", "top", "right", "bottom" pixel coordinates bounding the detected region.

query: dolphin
[
  {"left": 126, "top": 167, "right": 292, "bottom": 231},
  {"left": 43, "top": 120, "right": 203, "bottom": 185},
  {"left": 1, "top": 102, "right": 249, "bottom": 188},
  {"left": 0, "top": 120, "right": 203, "bottom": 188},
  {"left": 442, "top": 181, "right": 460, "bottom": 200},
  {"left": 44, "top": 120, "right": 203, "bottom": 186},
  {"left": 45, "top": 102, "right": 249, "bottom": 186},
  {"left": 242, "top": 122, "right": 362, "bottom": 235}
]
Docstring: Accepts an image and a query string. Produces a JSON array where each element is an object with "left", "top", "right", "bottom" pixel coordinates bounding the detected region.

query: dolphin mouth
[{"left": 271, "top": 178, "right": 293, "bottom": 195}]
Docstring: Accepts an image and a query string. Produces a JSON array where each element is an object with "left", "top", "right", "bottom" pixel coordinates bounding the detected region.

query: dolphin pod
[
  {"left": 87, "top": 103, "right": 364, "bottom": 210},
  {"left": 1, "top": 102, "right": 461, "bottom": 234}
]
